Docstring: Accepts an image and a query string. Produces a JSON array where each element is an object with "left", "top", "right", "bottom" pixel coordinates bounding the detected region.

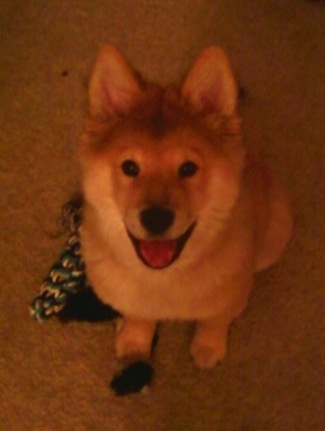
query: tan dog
[{"left": 79, "top": 45, "right": 292, "bottom": 369}]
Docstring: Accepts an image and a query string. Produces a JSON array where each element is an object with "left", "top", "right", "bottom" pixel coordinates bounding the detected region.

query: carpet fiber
[{"left": 1, "top": 1, "right": 324, "bottom": 430}]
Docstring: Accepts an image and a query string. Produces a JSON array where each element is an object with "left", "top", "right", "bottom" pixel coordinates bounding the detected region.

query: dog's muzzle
[{"left": 127, "top": 206, "right": 195, "bottom": 269}]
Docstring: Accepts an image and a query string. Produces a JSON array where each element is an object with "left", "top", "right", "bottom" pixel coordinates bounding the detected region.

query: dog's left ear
[
  {"left": 88, "top": 45, "right": 142, "bottom": 120},
  {"left": 181, "top": 46, "right": 237, "bottom": 116}
]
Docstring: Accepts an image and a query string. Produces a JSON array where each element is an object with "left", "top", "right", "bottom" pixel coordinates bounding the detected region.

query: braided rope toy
[{"left": 29, "top": 196, "right": 87, "bottom": 321}]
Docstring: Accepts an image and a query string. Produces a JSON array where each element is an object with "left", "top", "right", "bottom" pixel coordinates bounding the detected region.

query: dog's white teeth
[{"left": 138, "top": 240, "right": 177, "bottom": 269}]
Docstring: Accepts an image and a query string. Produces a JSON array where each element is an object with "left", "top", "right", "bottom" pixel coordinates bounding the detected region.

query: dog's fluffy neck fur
[{"left": 80, "top": 144, "right": 250, "bottom": 321}]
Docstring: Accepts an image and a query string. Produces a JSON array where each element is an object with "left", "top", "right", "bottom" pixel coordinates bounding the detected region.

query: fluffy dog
[{"left": 79, "top": 45, "right": 292, "bottom": 369}]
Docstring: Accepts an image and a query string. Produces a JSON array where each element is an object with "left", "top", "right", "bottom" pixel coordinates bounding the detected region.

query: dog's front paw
[
  {"left": 190, "top": 339, "right": 227, "bottom": 369},
  {"left": 115, "top": 318, "right": 156, "bottom": 360},
  {"left": 116, "top": 332, "right": 152, "bottom": 359}
]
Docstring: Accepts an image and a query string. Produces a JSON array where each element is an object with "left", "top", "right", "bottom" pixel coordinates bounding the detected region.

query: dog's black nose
[{"left": 140, "top": 206, "right": 175, "bottom": 235}]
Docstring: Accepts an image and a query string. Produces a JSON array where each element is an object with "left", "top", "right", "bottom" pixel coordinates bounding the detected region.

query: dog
[{"left": 79, "top": 45, "right": 292, "bottom": 369}]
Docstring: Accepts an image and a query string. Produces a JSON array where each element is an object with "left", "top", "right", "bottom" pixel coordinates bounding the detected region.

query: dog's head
[{"left": 80, "top": 45, "right": 245, "bottom": 270}]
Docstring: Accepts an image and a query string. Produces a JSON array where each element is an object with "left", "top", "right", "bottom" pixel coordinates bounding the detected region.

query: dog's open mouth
[{"left": 128, "top": 223, "right": 196, "bottom": 269}]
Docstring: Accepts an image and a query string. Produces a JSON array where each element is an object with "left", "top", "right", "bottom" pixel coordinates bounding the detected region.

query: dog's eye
[
  {"left": 178, "top": 161, "right": 198, "bottom": 178},
  {"left": 121, "top": 160, "right": 140, "bottom": 177}
]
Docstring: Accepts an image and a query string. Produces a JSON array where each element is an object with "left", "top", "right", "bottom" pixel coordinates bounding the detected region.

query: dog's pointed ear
[
  {"left": 88, "top": 45, "right": 142, "bottom": 120},
  {"left": 181, "top": 46, "right": 237, "bottom": 116}
]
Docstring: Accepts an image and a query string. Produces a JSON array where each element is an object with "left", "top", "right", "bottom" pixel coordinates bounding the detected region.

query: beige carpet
[{"left": 1, "top": 1, "right": 324, "bottom": 430}]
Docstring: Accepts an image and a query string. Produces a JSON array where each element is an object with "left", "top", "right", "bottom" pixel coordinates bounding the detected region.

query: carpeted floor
[{"left": 1, "top": 1, "right": 324, "bottom": 430}]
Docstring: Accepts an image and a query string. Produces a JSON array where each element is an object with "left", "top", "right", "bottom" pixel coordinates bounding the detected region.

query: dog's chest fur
[{"left": 80, "top": 194, "right": 254, "bottom": 321}]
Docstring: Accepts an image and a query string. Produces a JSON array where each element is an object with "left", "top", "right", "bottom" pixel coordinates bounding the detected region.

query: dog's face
[
  {"left": 108, "top": 129, "right": 203, "bottom": 269},
  {"left": 80, "top": 45, "right": 245, "bottom": 269}
]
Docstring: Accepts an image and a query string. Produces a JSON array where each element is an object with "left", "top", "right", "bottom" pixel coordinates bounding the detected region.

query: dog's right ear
[{"left": 88, "top": 45, "right": 142, "bottom": 120}]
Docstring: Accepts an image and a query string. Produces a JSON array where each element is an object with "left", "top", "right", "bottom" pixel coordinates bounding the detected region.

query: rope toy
[{"left": 29, "top": 196, "right": 86, "bottom": 321}]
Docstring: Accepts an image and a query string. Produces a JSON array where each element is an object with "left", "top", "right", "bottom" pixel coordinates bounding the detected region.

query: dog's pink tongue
[{"left": 139, "top": 240, "right": 177, "bottom": 269}]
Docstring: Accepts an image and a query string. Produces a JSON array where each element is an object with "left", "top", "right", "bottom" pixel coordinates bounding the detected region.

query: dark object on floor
[
  {"left": 110, "top": 361, "right": 153, "bottom": 396},
  {"left": 59, "top": 289, "right": 120, "bottom": 322}
]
